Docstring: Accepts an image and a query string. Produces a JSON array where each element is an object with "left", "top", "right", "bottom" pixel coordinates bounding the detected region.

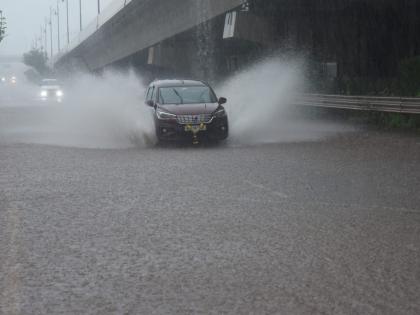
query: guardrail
[
  {"left": 53, "top": 0, "right": 133, "bottom": 64},
  {"left": 297, "top": 94, "right": 420, "bottom": 114}
]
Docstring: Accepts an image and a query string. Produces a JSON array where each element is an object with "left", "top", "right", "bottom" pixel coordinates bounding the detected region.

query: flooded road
[{"left": 1, "top": 102, "right": 419, "bottom": 314}]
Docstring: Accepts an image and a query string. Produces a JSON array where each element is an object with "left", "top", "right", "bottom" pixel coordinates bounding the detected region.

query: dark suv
[{"left": 145, "top": 80, "right": 229, "bottom": 143}]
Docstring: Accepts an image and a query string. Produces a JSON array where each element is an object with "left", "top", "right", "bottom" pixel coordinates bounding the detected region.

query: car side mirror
[
  {"left": 218, "top": 97, "right": 227, "bottom": 105},
  {"left": 146, "top": 100, "right": 155, "bottom": 107}
]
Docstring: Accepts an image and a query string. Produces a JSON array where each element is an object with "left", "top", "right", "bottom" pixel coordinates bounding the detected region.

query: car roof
[{"left": 150, "top": 79, "right": 207, "bottom": 88}]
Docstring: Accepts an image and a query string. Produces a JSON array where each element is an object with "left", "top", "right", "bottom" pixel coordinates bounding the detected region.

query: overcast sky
[{"left": 0, "top": 0, "right": 115, "bottom": 56}]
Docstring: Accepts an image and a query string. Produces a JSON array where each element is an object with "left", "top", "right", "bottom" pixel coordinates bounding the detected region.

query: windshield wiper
[
  {"left": 159, "top": 90, "right": 166, "bottom": 104},
  {"left": 172, "top": 88, "right": 184, "bottom": 104}
]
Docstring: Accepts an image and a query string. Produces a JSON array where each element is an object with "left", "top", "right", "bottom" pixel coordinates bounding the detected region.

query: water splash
[
  {"left": 0, "top": 58, "right": 354, "bottom": 149},
  {"left": 0, "top": 70, "right": 156, "bottom": 149},
  {"left": 217, "top": 57, "right": 354, "bottom": 144}
]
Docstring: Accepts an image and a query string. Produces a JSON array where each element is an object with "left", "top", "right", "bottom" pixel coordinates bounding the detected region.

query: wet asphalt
[{"left": 0, "top": 104, "right": 420, "bottom": 315}]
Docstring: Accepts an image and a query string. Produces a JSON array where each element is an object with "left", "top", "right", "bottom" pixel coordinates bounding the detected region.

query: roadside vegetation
[
  {"left": 22, "top": 48, "right": 50, "bottom": 83},
  {"left": 333, "top": 56, "right": 420, "bottom": 97},
  {"left": 0, "top": 10, "right": 6, "bottom": 43},
  {"left": 368, "top": 112, "right": 420, "bottom": 131},
  {"left": 309, "top": 56, "right": 420, "bottom": 131}
]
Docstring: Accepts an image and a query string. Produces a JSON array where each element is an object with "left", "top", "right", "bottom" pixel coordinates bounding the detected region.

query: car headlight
[
  {"left": 40, "top": 90, "right": 48, "bottom": 97},
  {"left": 1, "top": 77, "right": 5, "bottom": 82},
  {"left": 156, "top": 109, "right": 176, "bottom": 120},
  {"left": 56, "top": 90, "right": 63, "bottom": 97},
  {"left": 213, "top": 108, "right": 227, "bottom": 118}
]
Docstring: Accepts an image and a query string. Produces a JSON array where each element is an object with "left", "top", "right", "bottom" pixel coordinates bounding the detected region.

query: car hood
[{"left": 159, "top": 103, "right": 219, "bottom": 115}]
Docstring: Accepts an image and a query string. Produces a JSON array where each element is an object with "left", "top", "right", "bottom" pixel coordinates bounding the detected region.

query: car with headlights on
[
  {"left": 145, "top": 80, "right": 229, "bottom": 144},
  {"left": 39, "top": 78, "right": 64, "bottom": 102},
  {"left": 0, "top": 75, "right": 17, "bottom": 85}
]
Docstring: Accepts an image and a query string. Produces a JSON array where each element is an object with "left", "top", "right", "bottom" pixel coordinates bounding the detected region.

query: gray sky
[{"left": 0, "top": 0, "right": 115, "bottom": 56}]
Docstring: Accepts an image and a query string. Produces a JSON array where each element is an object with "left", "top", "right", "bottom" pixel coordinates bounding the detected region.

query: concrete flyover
[
  {"left": 55, "top": 0, "right": 243, "bottom": 73},
  {"left": 55, "top": 0, "right": 420, "bottom": 91}
]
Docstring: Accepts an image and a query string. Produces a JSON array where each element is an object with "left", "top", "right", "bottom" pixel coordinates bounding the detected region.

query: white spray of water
[
  {"left": 3, "top": 71, "right": 156, "bottom": 149},
  {"left": 1, "top": 58, "right": 354, "bottom": 149},
  {"left": 43, "top": 71, "right": 156, "bottom": 148},
  {"left": 218, "top": 57, "right": 354, "bottom": 144}
]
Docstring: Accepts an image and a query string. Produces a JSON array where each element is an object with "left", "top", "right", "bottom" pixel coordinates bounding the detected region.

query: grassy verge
[
  {"left": 301, "top": 107, "right": 420, "bottom": 132},
  {"left": 367, "top": 112, "right": 420, "bottom": 131}
]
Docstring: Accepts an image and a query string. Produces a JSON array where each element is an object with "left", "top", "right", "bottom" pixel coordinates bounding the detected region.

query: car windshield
[
  {"left": 41, "top": 85, "right": 60, "bottom": 90},
  {"left": 41, "top": 79, "right": 59, "bottom": 86},
  {"left": 158, "top": 86, "right": 217, "bottom": 104}
]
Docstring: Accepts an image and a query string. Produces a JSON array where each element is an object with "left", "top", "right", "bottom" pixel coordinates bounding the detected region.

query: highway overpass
[
  {"left": 55, "top": 0, "right": 244, "bottom": 76},
  {"left": 55, "top": 0, "right": 420, "bottom": 89}
]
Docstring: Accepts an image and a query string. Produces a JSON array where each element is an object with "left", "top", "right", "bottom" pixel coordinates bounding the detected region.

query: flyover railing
[
  {"left": 53, "top": 0, "right": 133, "bottom": 63},
  {"left": 296, "top": 94, "right": 420, "bottom": 114}
]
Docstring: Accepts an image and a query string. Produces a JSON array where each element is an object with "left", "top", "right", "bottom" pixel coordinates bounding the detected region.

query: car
[
  {"left": 145, "top": 80, "right": 229, "bottom": 144},
  {"left": 0, "top": 75, "right": 16, "bottom": 85},
  {"left": 39, "top": 78, "right": 64, "bottom": 102}
]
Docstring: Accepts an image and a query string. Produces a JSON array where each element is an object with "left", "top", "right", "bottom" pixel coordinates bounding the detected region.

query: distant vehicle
[
  {"left": 39, "top": 79, "right": 64, "bottom": 102},
  {"left": 0, "top": 75, "right": 17, "bottom": 85},
  {"left": 145, "top": 80, "right": 229, "bottom": 144},
  {"left": 0, "top": 64, "right": 12, "bottom": 85}
]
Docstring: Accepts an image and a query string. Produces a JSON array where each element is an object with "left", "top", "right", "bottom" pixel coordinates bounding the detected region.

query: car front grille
[
  {"left": 44, "top": 90, "right": 57, "bottom": 97},
  {"left": 176, "top": 114, "right": 212, "bottom": 124}
]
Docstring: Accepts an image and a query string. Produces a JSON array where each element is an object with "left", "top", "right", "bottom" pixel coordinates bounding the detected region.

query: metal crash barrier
[{"left": 296, "top": 94, "right": 420, "bottom": 114}]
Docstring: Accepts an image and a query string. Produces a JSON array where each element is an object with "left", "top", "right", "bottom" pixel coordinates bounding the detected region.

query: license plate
[{"left": 185, "top": 124, "right": 207, "bottom": 132}]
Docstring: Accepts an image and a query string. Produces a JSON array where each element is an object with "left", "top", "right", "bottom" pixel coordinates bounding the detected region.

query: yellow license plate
[{"left": 185, "top": 124, "right": 207, "bottom": 132}]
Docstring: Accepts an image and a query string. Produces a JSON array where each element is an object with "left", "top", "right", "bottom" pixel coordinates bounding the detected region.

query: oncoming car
[
  {"left": 145, "top": 80, "right": 229, "bottom": 144},
  {"left": 39, "top": 79, "right": 64, "bottom": 102},
  {"left": 0, "top": 75, "right": 17, "bottom": 85}
]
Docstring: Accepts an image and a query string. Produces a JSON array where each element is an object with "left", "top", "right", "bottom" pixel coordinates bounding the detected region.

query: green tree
[
  {"left": 23, "top": 49, "right": 49, "bottom": 75},
  {"left": 399, "top": 57, "right": 420, "bottom": 97},
  {"left": 0, "top": 10, "right": 6, "bottom": 43}
]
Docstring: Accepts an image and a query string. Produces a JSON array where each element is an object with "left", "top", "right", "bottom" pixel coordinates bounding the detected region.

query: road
[{"left": 1, "top": 102, "right": 420, "bottom": 314}]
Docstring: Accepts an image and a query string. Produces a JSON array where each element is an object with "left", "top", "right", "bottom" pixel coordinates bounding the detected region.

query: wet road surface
[{"left": 1, "top": 104, "right": 420, "bottom": 314}]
